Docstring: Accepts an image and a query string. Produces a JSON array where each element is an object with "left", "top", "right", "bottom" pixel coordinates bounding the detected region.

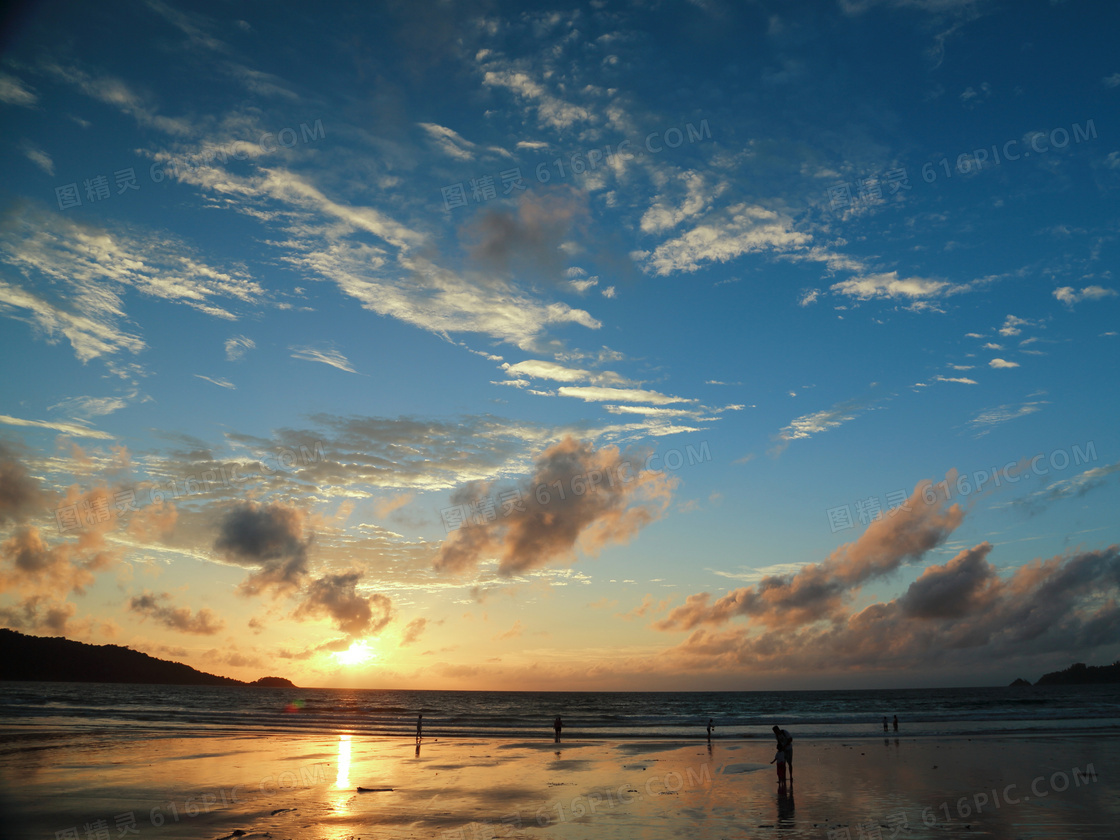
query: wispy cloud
[
  {"left": 289, "top": 345, "right": 358, "bottom": 373},
  {"left": 772, "top": 395, "right": 882, "bottom": 454},
  {"left": 0, "top": 414, "right": 114, "bottom": 439},
  {"left": 194, "top": 374, "right": 236, "bottom": 389}
]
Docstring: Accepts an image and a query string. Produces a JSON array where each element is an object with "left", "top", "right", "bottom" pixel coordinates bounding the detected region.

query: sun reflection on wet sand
[{"left": 335, "top": 733, "right": 352, "bottom": 790}]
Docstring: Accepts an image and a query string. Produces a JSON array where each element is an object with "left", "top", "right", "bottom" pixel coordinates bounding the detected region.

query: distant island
[
  {"left": 1009, "top": 661, "right": 1120, "bottom": 687},
  {"left": 0, "top": 628, "right": 297, "bottom": 688}
]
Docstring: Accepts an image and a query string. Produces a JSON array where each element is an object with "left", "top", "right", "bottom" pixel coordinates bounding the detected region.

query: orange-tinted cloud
[
  {"left": 655, "top": 479, "right": 964, "bottom": 631},
  {"left": 292, "top": 571, "right": 392, "bottom": 637},
  {"left": 434, "top": 437, "right": 676, "bottom": 577},
  {"left": 659, "top": 542, "right": 1120, "bottom": 675}
]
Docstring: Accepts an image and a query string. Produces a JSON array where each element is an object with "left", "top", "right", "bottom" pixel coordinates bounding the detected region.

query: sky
[{"left": 1, "top": 0, "right": 1118, "bottom": 691}]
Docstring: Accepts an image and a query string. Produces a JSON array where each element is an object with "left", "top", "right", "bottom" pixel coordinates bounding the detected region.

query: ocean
[{"left": 2, "top": 681, "right": 1119, "bottom": 743}]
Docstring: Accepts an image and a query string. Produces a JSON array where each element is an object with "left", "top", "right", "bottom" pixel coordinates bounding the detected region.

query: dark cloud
[
  {"left": 900, "top": 542, "right": 996, "bottom": 619},
  {"left": 655, "top": 479, "right": 965, "bottom": 631},
  {"left": 128, "top": 591, "right": 225, "bottom": 635},
  {"left": 463, "top": 188, "right": 588, "bottom": 284},
  {"left": 0, "top": 595, "right": 77, "bottom": 634},
  {"left": 434, "top": 437, "right": 675, "bottom": 577},
  {"left": 292, "top": 571, "right": 392, "bottom": 637},
  {"left": 214, "top": 502, "right": 311, "bottom": 596},
  {"left": 0, "top": 442, "right": 46, "bottom": 525},
  {"left": 660, "top": 543, "right": 1120, "bottom": 677}
]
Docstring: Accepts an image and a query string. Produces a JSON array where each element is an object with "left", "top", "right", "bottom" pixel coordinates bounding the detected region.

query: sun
[{"left": 334, "top": 640, "right": 376, "bottom": 667}]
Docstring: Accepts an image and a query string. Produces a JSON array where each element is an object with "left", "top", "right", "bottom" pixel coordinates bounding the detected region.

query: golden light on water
[{"left": 335, "top": 734, "right": 351, "bottom": 790}]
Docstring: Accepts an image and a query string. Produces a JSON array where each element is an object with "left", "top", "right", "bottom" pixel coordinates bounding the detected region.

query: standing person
[
  {"left": 416, "top": 713, "right": 423, "bottom": 742},
  {"left": 553, "top": 715, "right": 562, "bottom": 743},
  {"left": 772, "top": 725, "right": 793, "bottom": 782},
  {"left": 893, "top": 715, "right": 899, "bottom": 732},
  {"left": 706, "top": 718, "right": 714, "bottom": 741},
  {"left": 770, "top": 746, "right": 787, "bottom": 785},
  {"left": 882, "top": 716, "right": 889, "bottom": 732}
]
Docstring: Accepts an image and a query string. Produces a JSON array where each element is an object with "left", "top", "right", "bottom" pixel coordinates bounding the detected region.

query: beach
[{"left": 1, "top": 731, "right": 1116, "bottom": 840}]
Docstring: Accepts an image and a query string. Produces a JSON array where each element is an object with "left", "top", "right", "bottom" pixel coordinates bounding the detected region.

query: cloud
[
  {"left": 662, "top": 542, "right": 1120, "bottom": 676},
  {"left": 400, "top": 617, "right": 428, "bottom": 646},
  {"left": 20, "top": 142, "right": 54, "bottom": 175},
  {"left": 289, "top": 345, "right": 358, "bottom": 373},
  {"left": 798, "top": 289, "right": 819, "bottom": 307},
  {"left": 214, "top": 502, "right": 312, "bottom": 597},
  {"left": 772, "top": 396, "right": 880, "bottom": 453},
  {"left": 501, "top": 360, "right": 633, "bottom": 387},
  {"left": 932, "top": 375, "right": 977, "bottom": 385},
  {"left": 1053, "top": 286, "right": 1117, "bottom": 306},
  {"left": 557, "top": 386, "right": 696, "bottom": 405},
  {"left": 373, "top": 492, "right": 415, "bottom": 519},
  {"left": 968, "top": 399, "right": 1047, "bottom": 435},
  {"left": 434, "top": 437, "right": 676, "bottom": 577},
  {"left": 0, "top": 73, "right": 38, "bottom": 106},
  {"left": 642, "top": 204, "right": 809, "bottom": 276},
  {"left": 493, "top": 620, "right": 523, "bottom": 641},
  {"left": 481, "top": 66, "right": 593, "bottom": 131},
  {"left": 419, "top": 122, "right": 511, "bottom": 161},
  {"left": 830, "top": 271, "right": 963, "bottom": 303},
  {"left": 292, "top": 571, "right": 392, "bottom": 637},
  {"left": 0, "top": 444, "right": 47, "bottom": 525},
  {"left": 988, "top": 358, "right": 1019, "bottom": 369},
  {"left": 225, "top": 335, "right": 255, "bottom": 361},
  {"left": 194, "top": 375, "right": 236, "bottom": 389},
  {"left": 998, "top": 314, "right": 1035, "bottom": 337},
  {"left": 128, "top": 591, "right": 225, "bottom": 635},
  {"left": 464, "top": 189, "right": 588, "bottom": 284},
  {"left": 1015, "top": 460, "right": 1120, "bottom": 514},
  {"left": 0, "top": 414, "right": 114, "bottom": 439},
  {"left": 0, "top": 203, "right": 261, "bottom": 362},
  {"left": 655, "top": 479, "right": 964, "bottom": 632}
]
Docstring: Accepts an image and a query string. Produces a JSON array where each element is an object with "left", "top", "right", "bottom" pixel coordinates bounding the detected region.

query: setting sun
[{"left": 334, "top": 640, "right": 376, "bottom": 667}]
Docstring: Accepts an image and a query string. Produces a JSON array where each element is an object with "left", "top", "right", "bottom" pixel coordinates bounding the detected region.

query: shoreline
[{"left": 1, "top": 731, "right": 1116, "bottom": 839}]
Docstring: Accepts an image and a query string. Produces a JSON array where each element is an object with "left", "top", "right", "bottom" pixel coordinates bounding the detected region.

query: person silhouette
[
  {"left": 772, "top": 725, "right": 793, "bottom": 783},
  {"left": 893, "top": 715, "right": 899, "bottom": 732},
  {"left": 706, "top": 718, "right": 714, "bottom": 741},
  {"left": 416, "top": 713, "right": 423, "bottom": 742},
  {"left": 553, "top": 715, "right": 562, "bottom": 743}
]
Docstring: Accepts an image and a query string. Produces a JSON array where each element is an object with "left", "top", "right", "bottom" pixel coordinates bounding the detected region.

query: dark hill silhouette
[
  {"left": 1035, "top": 661, "right": 1120, "bottom": 686},
  {"left": 0, "top": 628, "right": 296, "bottom": 687}
]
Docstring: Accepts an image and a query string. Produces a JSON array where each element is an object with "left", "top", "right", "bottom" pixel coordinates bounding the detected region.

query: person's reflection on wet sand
[{"left": 776, "top": 782, "right": 795, "bottom": 826}]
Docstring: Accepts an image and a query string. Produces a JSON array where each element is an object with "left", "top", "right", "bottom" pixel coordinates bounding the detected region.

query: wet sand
[{"left": 1, "top": 731, "right": 1116, "bottom": 839}]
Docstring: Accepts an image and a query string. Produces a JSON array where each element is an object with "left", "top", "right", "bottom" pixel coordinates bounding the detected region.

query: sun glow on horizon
[{"left": 334, "top": 640, "right": 376, "bottom": 667}]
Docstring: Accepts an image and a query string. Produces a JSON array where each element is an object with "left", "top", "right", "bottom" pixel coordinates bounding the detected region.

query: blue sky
[{"left": 1, "top": 0, "right": 1118, "bottom": 690}]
